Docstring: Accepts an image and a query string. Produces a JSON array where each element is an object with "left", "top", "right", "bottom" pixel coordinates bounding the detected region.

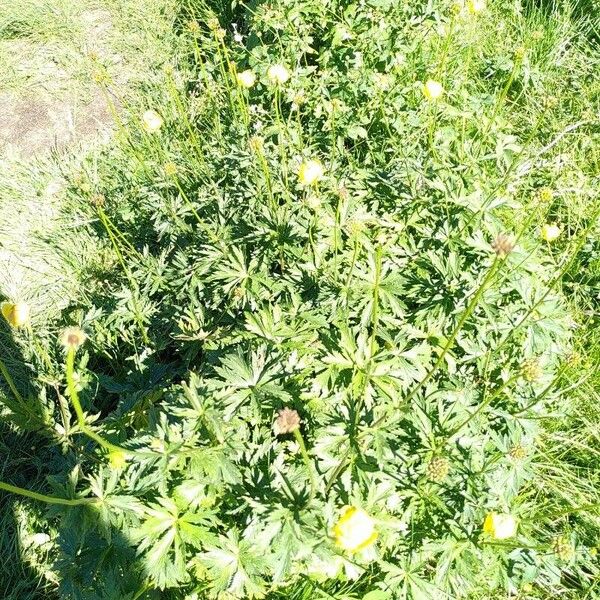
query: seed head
[
  {"left": 61, "top": 326, "right": 87, "bottom": 351},
  {"left": 509, "top": 444, "right": 528, "bottom": 460},
  {"left": 491, "top": 233, "right": 514, "bottom": 258},
  {"left": 521, "top": 358, "right": 542, "bottom": 382},
  {"left": 274, "top": 408, "right": 301, "bottom": 435},
  {"left": 426, "top": 456, "right": 450, "bottom": 482},
  {"left": 553, "top": 536, "right": 575, "bottom": 561}
]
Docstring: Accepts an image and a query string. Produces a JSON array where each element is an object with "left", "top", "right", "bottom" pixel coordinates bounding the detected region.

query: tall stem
[{"left": 0, "top": 480, "right": 95, "bottom": 506}]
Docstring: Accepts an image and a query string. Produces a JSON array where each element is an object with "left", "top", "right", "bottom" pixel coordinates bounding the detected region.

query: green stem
[
  {"left": 446, "top": 374, "right": 519, "bottom": 439},
  {"left": 0, "top": 355, "right": 23, "bottom": 404},
  {"left": 65, "top": 348, "right": 153, "bottom": 458},
  {"left": 293, "top": 429, "right": 316, "bottom": 503},
  {"left": 0, "top": 480, "right": 95, "bottom": 506}
]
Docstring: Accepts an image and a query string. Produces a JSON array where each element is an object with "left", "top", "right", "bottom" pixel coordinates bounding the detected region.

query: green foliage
[{"left": 1, "top": 0, "right": 599, "bottom": 598}]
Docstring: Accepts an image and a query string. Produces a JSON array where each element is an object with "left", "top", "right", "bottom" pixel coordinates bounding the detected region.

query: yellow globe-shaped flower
[
  {"left": 298, "top": 159, "right": 324, "bottom": 186},
  {"left": 142, "top": 109, "right": 163, "bottom": 133},
  {"left": 423, "top": 79, "right": 444, "bottom": 101},
  {"left": 541, "top": 223, "right": 561, "bottom": 242},
  {"left": 236, "top": 69, "right": 256, "bottom": 88},
  {"left": 467, "top": 0, "right": 486, "bottom": 14},
  {"left": 267, "top": 64, "right": 290, "bottom": 85},
  {"left": 1, "top": 302, "right": 30, "bottom": 328},
  {"left": 483, "top": 512, "right": 518, "bottom": 540},
  {"left": 333, "top": 506, "right": 378, "bottom": 553}
]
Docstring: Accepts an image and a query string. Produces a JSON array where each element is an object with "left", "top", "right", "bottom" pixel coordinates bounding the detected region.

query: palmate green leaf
[
  {"left": 134, "top": 496, "right": 217, "bottom": 589},
  {"left": 196, "top": 530, "right": 269, "bottom": 599}
]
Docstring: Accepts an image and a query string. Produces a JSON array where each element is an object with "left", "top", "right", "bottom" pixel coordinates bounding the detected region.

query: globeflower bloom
[
  {"left": 423, "top": 79, "right": 444, "bottom": 101},
  {"left": 541, "top": 223, "right": 561, "bottom": 242},
  {"left": 236, "top": 69, "right": 256, "bottom": 88},
  {"left": 142, "top": 109, "right": 163, "bottom": 133},
  {"left": 267, "top": 64, "right": 290, "bottom": 85},
  {"left": 1, "top": 302, "right": 30, "bottom": 328},
  {"left": 298, "top": 159, "right": 324, "bottom": 186},
  {"left": 467, "top": 0, "right": 486, "bottom": 14},
  {"left": 333, "top": 506, "right": 378, "bottom": 553},
  {"left": 483, "top": 512, "right": 518, "bottom": 540}
]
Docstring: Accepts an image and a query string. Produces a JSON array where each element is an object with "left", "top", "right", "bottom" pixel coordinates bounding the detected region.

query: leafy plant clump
[{"left": 1, "top": 0, "right": 599, "bottom": 598}]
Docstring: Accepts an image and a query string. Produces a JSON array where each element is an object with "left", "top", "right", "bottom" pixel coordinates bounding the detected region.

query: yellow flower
[
  {"left": 423, "top": 79, "right": 444, "bottom": 101},
  {"left": 298, "top": 159, "right": 324, "bottom": 186},
  {"left": 267, "top": 64, "right": 290, "bottom": 85},
  {"left": 333, "top": 506, "right": 378, "bottom": 553},
  {"left": 541, "top": 223, "right": 561, "bottom": 242},
  {"left": 60, "top": 326, "right": 87, "bottom": 351},
  {"left": 142, "top": 109, "right": 163, "bottom": 133},
  {"left": 467, "top": 0, "right": 486, "bottom": 14},
  {"left": 108, "top": 450, "right": 127, "bottom": 470},
  {"left": 236, "top": 69, "right": 256, "bottom": 88},
  {"left": 1, "top": 302, "right": 30, "bottom": 328},
  {"left": 483, "top": 512, "right": 518, "bottom": 540}
]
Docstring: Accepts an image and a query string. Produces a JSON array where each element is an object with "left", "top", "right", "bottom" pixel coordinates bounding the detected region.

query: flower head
[
  {"left": 483, "top": 512, "right": 518, "bottom": 539},
  {"left": 164, "top": 162, "right": 178, "bottom": 177},
  {"left": 423, "top": 79, "right": 444, "bottom": 101},
  {"left": 553, "top": 536, "right": 575, "bottom": 561},
  {"left": 333, "top": 506, "right": 378, "bottom": 553},
  {"left": 60, "top": 326, "right": 87, "bottom": 351},
  {"left": 142, "top": 110, "right": 163, "bottom": 133},
  {"left": 1, "top": 302, "right": 30, "bottom": 328},
  {"left": 236, "top": 69, "right": 256, "bottom": 88},
  {"left": 538, "top": 187, "right": 554, "bottom": 203},
  {"left": 426, "top": 456, "right": 450, "bottom": 482},
  {"left": 267, "top": 64, "right": 290, "bottom": 85},
  {"left": 522, "top": 357, "right": 542, "bottom": 382},
  {"left": 541, "top": 223, "right": 561, "bottom": 242},
  {"left": 274, "top": 408, "right": 301, "bottom": 435},
  {"left": 298, "top": 159, "right": 325, "bottom": 186},
  {"left": 491, "top": 233, "right": 514, "bottom": 258},
  {"left": 108, "top": 450, "right": 127, "bottom": 470},
  {"left": 467, "top": 0, "right": 486, "bottom": 13}
]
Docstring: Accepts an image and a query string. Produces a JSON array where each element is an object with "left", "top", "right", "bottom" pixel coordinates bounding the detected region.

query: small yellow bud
[
  {"left": 514, "top": 46, "right": 526, "bottom": 60},
  {"left": 236, "top": 69, "right": 256, "bottom": 88},
  {"left": 164, "top": 162, "right": 178, "bottom": 177},
  {"left": 483, "top": 512, "right": 518, "bottom": 540},
  {"left": 108, "top": 450, "right": 127, "bottom": 470},
  {"left": 267, "top": 64, "right": 290, "bottom": 85},
  {"left": 142, "top": 110, "right": 163, "bottom": 133},
  {"left": 538, "top": 187, "right": 554, "bottom": 203},
  {"left": 423, "top": 79, "right": 444, "bottom": 101},
  {"left": 541, "top": 223, "right": 561, "bottom": 242},
  {"left": 1, "top": 302, "right": 30, "bottom": 328},
  {"left": 333, "top": 506, "right": 378, "bottom": 553},
  {"left": 298, "top": 159, "right": 325, "bottom": 186}
]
